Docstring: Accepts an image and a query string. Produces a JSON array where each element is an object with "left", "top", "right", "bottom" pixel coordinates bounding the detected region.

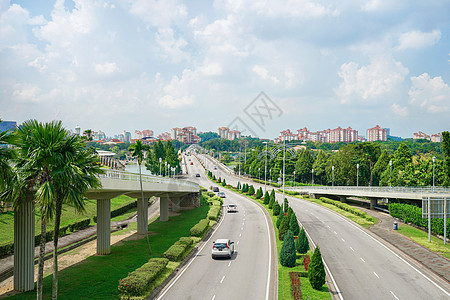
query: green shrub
[
  {"left": 296, "top": 228, "right": 309, "bottom": 254},
  {"left": 190, "top": 219, "right": 210, "bottom": 237},
  {"left": 248, "top": 185, "right": 255, "bottom": 196},
  {"left": 118, "top": 258, "right": 169, "bottom": 297},
  {"left": 279, "top": 230, "right": 296, "bottom": 267},
  {"left": 276, "top": 213, "right": 284, "bottom": 229},
  {"left": 273, "top": 202, "right": 281, "bottom": 216},
  {"left": 279, "top": 213, "right": 290, "bottom": 240},
  {"left": 222, "top": 179, "right": 227, "bottom": 186},
  {"left": 255, "top": 187, "right": 263, "bottom": 199},
  {"left": 290, "top": 213, "right": 300, "bottom": 236},
  {"left": 263, "top": 191, "right": 270, "bottom": 205},
  {"left": 163, "top": 237, "right": 194, "bottom": 261},
  {"left": 268, "top": 190, "right": 275, "bottom": 209},
  {"left": 308, "top": 246, "right": 326, "bottom": 290},
  {"left": 207, "top": 206, "right": 221, "bottom": 220},
  {"left": 0, "top": 242, "right": 14, "bottom": 258},
  {"left": 283, "top": 198, "right": 289, "bottom": 213},
  {"left": 218, "top": 177, "right": 222, "bottom": 183}
]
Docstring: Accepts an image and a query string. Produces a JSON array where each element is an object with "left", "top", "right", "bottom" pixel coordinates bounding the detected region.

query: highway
[
  {"left": 156, "top": 155, "right": 277, "bottom": 300},
  {"left": 200, "top": 154, "right": 450, "bottom": 300}
]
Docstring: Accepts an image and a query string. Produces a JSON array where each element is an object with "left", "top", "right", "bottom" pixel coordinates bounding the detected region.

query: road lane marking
[
  {"left": 241, "top": 227, "right": 243, "bottom": 230},
  {"left": 390, "top": 291, "right": 398, "bottom": 299},
  {"left": 212, "top": 295, "right": 216, "bottom": 300},
  {"left": 228, "top": 262, "right": 231, "bottom": 267},
  {"left": 237, "top": 241, "right": 240, "bottom": 245},
  {"left": 220, "top": 275, "right": 225, "bottom": 283},
  {"left": 360, "top": 257, "right": 366, "bottom": 263},
  {"left": 373, "top": 272, "right": 379, "bottom": 278},
  {"left": 341, "top": 238, "right": 345, "bottom": 242},
  {"left": 239, "top": 233, "right": 241, "bottom": 237},
  {"left": 333, "top": 231, "right": 337, "bottom": 235},
  {"left": 350, "top": 247, "right": 355, "bottom": 251}
]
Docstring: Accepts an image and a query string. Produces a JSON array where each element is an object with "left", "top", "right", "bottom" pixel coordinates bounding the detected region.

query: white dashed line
[
  {"left": 390, "top": 291, "right": 399, "bottom": 299},
  {"left": 228, "top": 262, "right": 231, "bottom": 267},
  {"left": 360, "top": 257, "right": 366, "bottom": 263},
  {"left": 237, "top": 241, "right": 240, "bottom": 245},
  {"left": 350, "top": 247, "right": 355, "bottom": 252},
  {"left": 239, "top": 233, "right": 242, "bottom": 237},
  {"left": 220, "top": 276, "right": 225, "bottom": 283},
  {"left": 212, "top": 295, "right": 216, "bottom": 300},
  {"left": 341, "top": 238, "right": 345, "bottom": 242},
  {"left": 373, "top": 272, "right": 379, "bottom": 278},
  {"left": 333, "top": 231, "right": 337, "bottom": 235},
  {"left": 241, "top": 227, "right": 243, "bottom": 230}
]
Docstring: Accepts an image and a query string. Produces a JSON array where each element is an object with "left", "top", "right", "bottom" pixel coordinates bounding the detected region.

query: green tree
[
  {"left": 295, "top": 150, "right": 314, "bottom": 183},
  {"left": 222, "top": 178, "right": 227, "bottom": 186},
  {"left": 263, "top": 190, "right": 270, "bottom": 204},
  {"left": 290, "top": 213, "right": 300, "bottom": 236},
  {"left": 279, "top": 230, "right": 296, "bottom": 267},
  {"left": 255, "top": 187, "right": 263, "bottom": 199},
  {"left": 308, "top": 246, "right": 326, "bottom": 290},
  {"left": 248, "top": 185, "right": 255, "bottom": 195},
  {"left": 273, "top": 202, "right": 281, "bottom": 216},
  {"left": 129, "top": 140, "right": 152, "bottom": 255},
  {"left": 268, "top": 190, "right": 275, "bottom": 208},
  {"left": 442, "top": 131, "right": 450, "bottom": 186},
  {"left": 276, "top": 212, "right": 284, "bottom": 229},
  {"left": 296, "top": 228, "right": 309, "bottom": 254},
  {"left": 372, "top": 150, "right": 390, "bottom": 186},
  {"left": 312, "top": 150, "right": 328, "bottom": 185},
  {"left": 279, "top": 212, "right": 290, "bottom": 240}
]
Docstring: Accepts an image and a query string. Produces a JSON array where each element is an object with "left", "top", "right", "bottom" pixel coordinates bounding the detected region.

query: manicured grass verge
[
  {"left": 5, "top": 203, "right": 210, "bottom": 300},
  {"left": 397, "top": 224, "right": 450, "bottom": 259}
]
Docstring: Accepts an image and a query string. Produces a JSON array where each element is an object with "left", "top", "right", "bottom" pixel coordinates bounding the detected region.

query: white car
[
  {"left": 211, "top": 239, "right": 235, "bottom": 259},
  {"left": 227, "top": 204, "right": 237, "bottom": 213}
]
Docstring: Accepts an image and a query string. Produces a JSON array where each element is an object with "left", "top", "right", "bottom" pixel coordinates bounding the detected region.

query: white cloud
[
  {"left": 361, "top": 0, "right": 404, "bottom": 12},
  {"left": 94, "top": 62, "right": 119, "bottom": 75},
  {"left": 335, "top": 56, "right": 409, "bottom": 103},
  {"left": 397, "top": 30, "right": 441, "bottom": 51},
  {"left": 157, "top": 69, "right": 196, "bottom": 109},
  {"left": 155, "top": 27, "right": 189, "bottom": 62},
  {"left": 252, "top": 65, "right": 280, "bottom": 84},
  {"left": 409, "top": 73, "right": 450, "bottom": 113},
  {"left": 391, "top": 103, "right": 408, "bottom": 117},
  {"left": 129, "top": 0, "right": 187, "bottom": 28},
  {"left": 199, "top": 61, "right": 222, "bottom": 76},
  {"left": 12, "top": 83, "right": 41, "bottom": 102}
]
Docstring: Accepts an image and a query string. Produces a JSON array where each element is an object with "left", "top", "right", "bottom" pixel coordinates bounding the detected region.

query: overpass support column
[
  {"left": 14, "top": 193, "right": 35, "bottom": 292},
  {"left": 160, "top": 196, "right": 169, "bottom": 222},
  {"left": 97, "top": 199, "right": 111, "bottom": 255},
  {"left": 338, "top": 196, "right": 347, "bottom": 203},
  {"left": 137, "top": 197, "right": 149, "bottom": 235},
  {"left": 171, "top": 197, "right": 181, "bottom": 212},
  {"left": 370, "top": 198, "right": 377, "bottom": 209}
]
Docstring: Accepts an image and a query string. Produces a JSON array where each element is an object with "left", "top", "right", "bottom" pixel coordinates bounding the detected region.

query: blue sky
[{"left": 1, "top": 0, "right": 449, "bottom": 139}]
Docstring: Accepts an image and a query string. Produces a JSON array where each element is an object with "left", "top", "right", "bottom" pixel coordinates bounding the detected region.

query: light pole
[
  {"left": 165, "top": 161, "right": 167, "bottom": 177},
  {"left": 312, "top": 168, "right": 314, "bottom": 186},
  {"left": 159, "top": 157, "right": 162, "bottom": 176},
  {"left": 432, "top": 156, "right": 436, "bottom": 192},
  {"left": 282, "top": 139, "right": 286, "bottom": 210},
  {"left": 238, "top": 145, "right": 241, "bottom": 188},
  {"left": 263, "top": 141, "right": 268, "bottom": 193},
  {"left": 250, "top": 166, "right": 252, "bottom": 178},
  {"left": 168, "top": 164, "right": 170, "bottom": 178},
  {"left": 389, "top": 160, "right": 392, "bottom": 187},
  {"left": 258, "top": 167, "right": 261, "bottom": 180},
  {"left": 293, "top": 171, "right": 296, "bottom": 187},
  {"left": 357, "top": 163, "right": 360, "bottom": 187},
  {"left": 332, "top": 166, "right": 335, "bottom": 187}
]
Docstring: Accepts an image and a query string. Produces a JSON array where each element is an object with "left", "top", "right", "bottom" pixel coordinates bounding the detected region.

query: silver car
[{"left": 211, "top": 239, "right": 235, "bottom": 259}]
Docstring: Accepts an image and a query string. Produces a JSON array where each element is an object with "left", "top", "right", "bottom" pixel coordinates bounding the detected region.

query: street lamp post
[
  {"left": 263, "top": 141, "right": 268, "bottom": 193},
  {"left": 312, "top": 168, "right": 314, "bottom": 186},
  {"left": 389, "top": 160, "right": 392, "bottom": 187},
  {"left": 159, "top": 157, "right": 162, "bottom": 176},
  {"left": 432, "top": 156, "right": 436, "bottom": 192},
  {"left": 293, "top": 171, "right": 296, "bottom": 187},
  {"left": 283, "top": 139, "right": 286, "bottom": 210},
  {"left": 357, "top": 163, "right": 360, "bottom": 187},
  {"left": 332, "top": 166, "right": 335, "bottom": 187},
  {"left": 168, "top": 164, "right": 170, "bottom": 178},
  {"left": 259, "top": 167, "right": 261, "bottom": 181},
  {"left": 165, "top": 161, "right": 167, "bottom": 177},
  {"left": 249, "top": 166, "right": 252, "bottom": 178}
]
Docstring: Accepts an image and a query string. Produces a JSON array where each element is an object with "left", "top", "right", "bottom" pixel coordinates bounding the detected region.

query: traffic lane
[
  {"left": 288, "top": 195, "right": 450, "bottom": 299},
  {"left": 159, "top": 180, "right": 271, "bottom": 300}
]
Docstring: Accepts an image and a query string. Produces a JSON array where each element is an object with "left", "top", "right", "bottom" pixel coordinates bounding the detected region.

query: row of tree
[
  {"left": 0, "top": 119, "right": 103, "bottom": 299},
  {"left": 144, "top": 140, "right": 181, "bottom": 176},
  {"left": 234, "top": 134, "right": 450, "bottom": 187}
]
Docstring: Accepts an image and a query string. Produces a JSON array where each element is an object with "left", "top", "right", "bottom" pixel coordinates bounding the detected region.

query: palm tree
[
  {"left": 50, "top": 135, "right": 103, "bottom": 299},
  {"left": 128, "top": 140, "right": 152, "bottom": 254},
  {"left": 83, "top": 129, "right": 93, "bottom": 141}
]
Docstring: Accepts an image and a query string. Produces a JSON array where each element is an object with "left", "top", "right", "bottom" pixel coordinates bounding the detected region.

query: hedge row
[
  {"left": 93, "top": 200, "right": 137, "bottom": 223},
  {"left": 163, "top": 237, "right": 194, "bottom": 261},
  {"left": 190, "top": 219, "right": 210, "bottom": 237},
  {"left": 389, "top": 203, "right": 450, "bottom": 239},
  {"left": 0, "top": 217, "right": 91, "bottom": 258},
  {"left": 207, "top": 206, "right": 221, "bottom": 220},
  {"left": 118, "top": 257, "right": 169, "bottom": 298},
  {"left": 320, "top": 197, "right": 374, "bottom": 221}
]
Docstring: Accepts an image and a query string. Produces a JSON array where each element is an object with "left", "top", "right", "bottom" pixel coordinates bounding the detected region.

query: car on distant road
[
  {"left": 211, "top": 239, "right": 235, "bottom": 259},
  {"left": 195, "top": 173, "right": 200, "bottom": 177},
  {"left": 227, "top": 204, "right": 237, "bottom": 213},
  {"left": 190, "top": 162, "right": 193, "bottom": 165},
  {"left": 214, "top": 166, "right": 217, "bottom": 169},
  {"left": 213, "top": 187, "right": 219, "bottom": 192},
  {"left": 218, "top": 192, "right": 226, "bottom": 198}
]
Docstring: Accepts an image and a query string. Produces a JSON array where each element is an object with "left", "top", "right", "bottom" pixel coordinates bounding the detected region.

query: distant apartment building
[
  {"left": 74, "top": 125, "right": 81, "bottom": 136},
  {"left": 367, "top": 125, "right": 387, "bottom": 142},
  {"left": 218, "top": 127, "right": 230, "bottom": 139},
  {"left": 170, "top": 126, "right": 200, "bottom": 144},
  {"left": 413, "top": 131, "right": 431, "bottom": 140},
  {"left": 218, "top": 127, "right": 241, "bottom": 140},
  {"left": 93, "top": 130, "right": 106, "bottom": 141},
  {"left": 275, "top": 126, "right": 358, "bottom": 143},
  {"left": 158, "top": 132, "right": 172, "bottom": 141},
  {"left": 431, "top": 133, "right": 442, "bottom": 143},
  {"left": 135, "top": 129, "right": 154, "bottom": 139},
  {"left": 171, "top": 127, "right": 182, "bottom": 140},
  {"left": 329, "top": 126, "right": 358, "bottom": 143}
]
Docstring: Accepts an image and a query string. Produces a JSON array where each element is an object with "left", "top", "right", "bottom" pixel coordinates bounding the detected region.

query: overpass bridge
[
  {"left": 13, "top": 169, "right": 200, "bottom": 292},
  {"left": 286, "top": 186, "right": 450, "bottom": 208}
]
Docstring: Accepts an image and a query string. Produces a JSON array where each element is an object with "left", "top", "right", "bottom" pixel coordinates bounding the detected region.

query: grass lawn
[
  {"left": 6, "top": 203, "right": 210, "bottom": 300},
  {"left": 397, "top": 224, "right": 450, "bottom": 259},
  {"left": 0, "top": 195, "right": 136, "bottom": 245}
]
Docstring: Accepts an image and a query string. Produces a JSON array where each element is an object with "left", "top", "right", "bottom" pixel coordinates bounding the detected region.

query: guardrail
[
  {"left": 99, "top": 168, "right": 199, "bottom": 189},
  {"left": 286, "top": 185, "right": 450, "bottom": 194}
]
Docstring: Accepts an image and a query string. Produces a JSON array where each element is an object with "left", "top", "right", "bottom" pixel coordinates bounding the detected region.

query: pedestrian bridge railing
[
  {"left": 286, "top": 186, "right": 450, "bottom": 195},
  {"left": 98, "top": 168, "right": 198, "bottom": 189}
]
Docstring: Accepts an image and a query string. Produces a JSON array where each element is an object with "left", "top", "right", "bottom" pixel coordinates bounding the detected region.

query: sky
[{"left": 1, "top": 0, "right": 449, "bottom": 139}]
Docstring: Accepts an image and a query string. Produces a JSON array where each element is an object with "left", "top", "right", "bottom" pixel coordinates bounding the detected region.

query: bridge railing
[
  {"left": 286, "top": 185, "right": 450, "bottom": 194},
  {"left": 99, "top": 168, "right": 199, "bottom": 189}
]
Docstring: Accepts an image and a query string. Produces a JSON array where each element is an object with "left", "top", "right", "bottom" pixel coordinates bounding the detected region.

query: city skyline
[{"left": 1, "top": 1, "right": 449, "bottom": 139}]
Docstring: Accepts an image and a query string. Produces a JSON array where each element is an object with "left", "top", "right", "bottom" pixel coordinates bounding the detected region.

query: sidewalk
[
  {"left": 0, "top": 199, "right": 160, "bottom": 288},
  {"left": 360, "top": 207, "right": 450, "bottom": 283}
]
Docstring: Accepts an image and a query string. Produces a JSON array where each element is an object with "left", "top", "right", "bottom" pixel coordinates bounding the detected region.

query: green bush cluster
[
  {"left": 263, "top": 191, "right": 270, "bottom": 204},
  {"left": 207, "top": 205, "right": 221, "bottom": 220},
  {"left": 163, "top": 237, "right": 194, "bottom": 261},
  {"left": 190, "top": 218, "right": 210, "bottom": 237},
  {"left": 389, "top": 202, "right": 450, "bottom": 238},
  {"left": 296, "top": 228, "right": 309, "bottom": 254},
  {"left": 248, "top": 185, "right": 255, "bottom": 196},
  {"left": 118, "top": 258, "right": 169, "bottom": 298},
  {"left": 93, "top": 200, "right": 137, "bottom": 223},
  {"left": 279, "top": 230, "right": 296, "bottom": 267},
  {"left": 0, "top": 242, "right": 14, "bottom": 257},
  {"left": 308, "top": 246, "right": 326, "bottom": 290},
  {"left": 273, "top": 202, "right": 281, "bottom": 216},
  {"left": 255, "top": 187, "right": 263, "bottom": 199},
  {"left": 320, "top": 197, "right": 374, "bottom": 221}
]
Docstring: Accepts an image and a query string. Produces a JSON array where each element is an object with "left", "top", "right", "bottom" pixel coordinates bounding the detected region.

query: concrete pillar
[
  {"left": 137, "top": 197, "right": 149, "bottom": 235},
  {"left": 339, "top": 196, "right": 347, "bottom": 203},
  {"left": 171, "top": 197, "right": 181, "bottom": 212},
  {"left": 370, "top": 198, "right": 377, "bottom": 209},
  {"left": 160, "top": 196, "right": 169, "bottom": 222},
  {"left": 14, "top": 194, "right": 35, "bottom": 292},
  {"left": 96, "top": 199, "right": 111, "bottom": 255}
]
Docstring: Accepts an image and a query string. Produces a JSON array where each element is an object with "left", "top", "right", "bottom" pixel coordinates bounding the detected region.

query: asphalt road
[
  {"left": 200, "top": 154, "right": 450, "bottom": 300},
  {"left": 156, "top": 155, "right": 277, "bottom": 300}
]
